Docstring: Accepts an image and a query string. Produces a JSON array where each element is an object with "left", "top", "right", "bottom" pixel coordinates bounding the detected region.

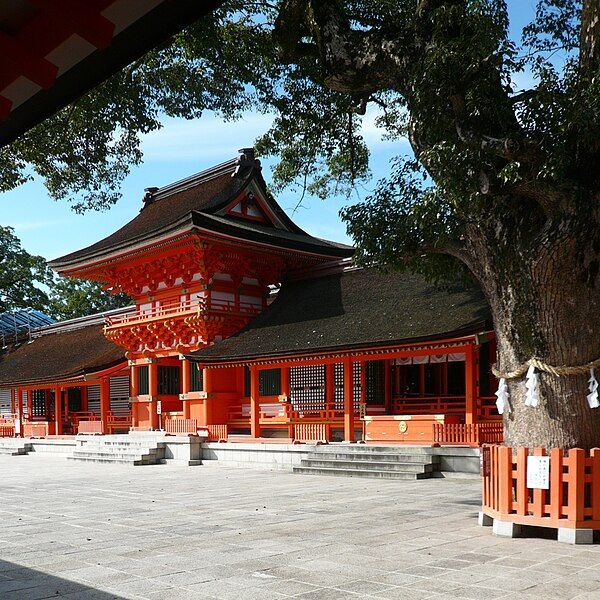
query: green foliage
[
  {"left": 0, "top": 226, "right": 52, "bottom": 314},
  {"left": 0, "top": 227, "right": 130, "bottom": 319},
  {"left": 0, "top": 1, "right": 598, "bottom": 280},
  {"left": 47, "top": 278, "right": 131, "bottom": 321}
]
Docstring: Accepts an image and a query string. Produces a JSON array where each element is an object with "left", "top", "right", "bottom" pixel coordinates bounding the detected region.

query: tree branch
[{"left": 580, "top": 0, "right": 600, "bottom": 76}]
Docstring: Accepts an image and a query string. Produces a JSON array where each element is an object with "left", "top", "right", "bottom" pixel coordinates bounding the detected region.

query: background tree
[
  {"left": 48, "top": 278, "right": 131, "bottom": 321},
  {"left": 0, "top": 1, "right": 598, "bottom": 448},
  {"left": 0, "top": 226, "right": 51, "bottom": 314}
]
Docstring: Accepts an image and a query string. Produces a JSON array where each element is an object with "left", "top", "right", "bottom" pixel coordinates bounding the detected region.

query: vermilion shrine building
[{"left": 0, "top": 149, "right": 502, "bottom": 446}]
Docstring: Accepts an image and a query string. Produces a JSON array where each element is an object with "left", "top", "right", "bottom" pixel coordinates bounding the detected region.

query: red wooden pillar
[
  {"left": 250, "top": 365, "right": 261, "bottom": 438},
  {"left": 131, "top": 363, "right": 139, "bottom": 398},
  {"left": 343, "top": 359, "right": 355, "bottom": 442},
  {"left": 281, "top": 366, "right": 290, "bottom": 398},
  {"left": 181, "top": 359, "right": 191, "bottom": 419},
  {"left": 148, "top": 361, "right": 159, "bottom": 430},
  {"left": 465, "top": 345, "right": 478, "bottom": 425},
  {"left": 100, "top": 378, "right": 110, "bottom": 434},
  {"left": 54, "top": 386, "right": 62, "bottom": 436},
  {"left": 16, "top": 388, "right": 23, "bottom": 436}
]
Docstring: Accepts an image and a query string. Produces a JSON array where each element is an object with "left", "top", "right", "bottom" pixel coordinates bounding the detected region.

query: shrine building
[{"left": 0, "top": 149, "right": 502, "bottom": 447}]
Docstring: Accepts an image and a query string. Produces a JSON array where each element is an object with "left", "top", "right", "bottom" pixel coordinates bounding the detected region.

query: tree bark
[{"left": 469, "top": 213, "right": 600, "bottom": 450}]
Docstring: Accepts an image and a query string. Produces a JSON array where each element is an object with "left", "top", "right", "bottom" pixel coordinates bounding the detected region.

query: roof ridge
[
  {"left": 143, "top": 157, "right": 239, "bottom": 206},
  {"left": 33, "top": 306, "right": 135, "bottom": 338}
]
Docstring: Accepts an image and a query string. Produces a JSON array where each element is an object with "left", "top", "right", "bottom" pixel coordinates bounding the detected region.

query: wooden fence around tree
[{"left": 482, "top": 445, "right": 600, "bottom": 530}]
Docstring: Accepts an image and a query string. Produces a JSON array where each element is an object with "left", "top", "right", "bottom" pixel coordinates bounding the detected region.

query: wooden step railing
[
  {"left": 433, "top": 422, "right": 503, "bottom": 446},
  {"left": 293, "top": 423, "right": 329, "bottom": 444},
  {"left": 77, "top": 420, "right": 103, "bottom": 435},
  {"left": 164, "top": 418, "right": 198, "bottom": 435}
]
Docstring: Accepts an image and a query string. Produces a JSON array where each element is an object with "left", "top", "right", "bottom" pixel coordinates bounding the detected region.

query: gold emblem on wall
[{"left": 399, "top": 420, "right": 408, "bottom": 434}]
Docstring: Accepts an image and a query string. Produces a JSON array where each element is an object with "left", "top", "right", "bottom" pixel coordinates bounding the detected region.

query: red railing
[
  {"left": 482, "top": 445, "right": 600, "bottom": 530},
  {"left": 202, "top": 424, "right": 228, "bottom": 442},
  {"left": 78, "top": 420, "right": 103, "bottom": 435},
  {"left": 107, "top": 410, "right": 131, "bottom": 433},
  {"left": 105, "top": 297, "right": 261, "bottom": 327},
  {"left": 392, "top": 396, "right": 466, "bottom": 415},
  {"left": 294, "top": 423, "right": 329, "bottom": 444},
  {"left": 0, "top": 424, "right": 15, "bottom": 437},
  {"left": 165, "top": 418, "right": 198, "bottom": 435},
  {"left": 479, "top": 396, "right": 502, "bottom": 421},
  {"left": 433, "top": 422, "right": 504, "bottom": 446}
]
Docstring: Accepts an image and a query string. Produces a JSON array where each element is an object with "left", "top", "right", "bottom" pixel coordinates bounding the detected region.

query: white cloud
[{"left": 141, "top": 113, "right": 274, "bottom": 161}]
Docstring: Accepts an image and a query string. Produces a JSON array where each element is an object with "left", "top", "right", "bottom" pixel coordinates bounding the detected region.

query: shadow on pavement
[{"left": 0, "top": 558, "right": 124, "bottom": 600}]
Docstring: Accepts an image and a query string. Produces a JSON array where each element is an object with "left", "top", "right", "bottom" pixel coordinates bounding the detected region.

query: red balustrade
[
  {"left": 165, "top": 418, "right": 198, "bottom": 435},
  {"left": 433, "top": 422, "right": 503, "bottom": 446}
]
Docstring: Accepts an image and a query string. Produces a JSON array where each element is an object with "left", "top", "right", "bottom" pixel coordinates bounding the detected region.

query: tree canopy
[
  {"left": 0, "top": 227, "right": 130, "bottom": 321},
  {"left": 1, "top": 1, "right": 599, "bottom": 446}
]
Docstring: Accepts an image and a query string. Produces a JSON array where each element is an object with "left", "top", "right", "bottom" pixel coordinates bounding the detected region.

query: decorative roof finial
[
  {"left": 142, "top": 186, "right": 159, "bottom": 209},
  {"left": 233, "top": 147, "right": 261, "bottom": 178}
]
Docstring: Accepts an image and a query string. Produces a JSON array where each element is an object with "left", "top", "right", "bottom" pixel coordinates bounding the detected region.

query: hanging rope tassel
[
  {"left": 524, "top": 365, "right": 540, "bottom": 407},
  {"left": 495, "top": 377, "right": 511, "bottom": 415},
  {"left": 588, "top": 368, "right": 599, "bottom": 409}
]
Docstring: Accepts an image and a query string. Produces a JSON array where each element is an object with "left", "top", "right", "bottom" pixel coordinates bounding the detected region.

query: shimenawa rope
[{"left": 492, "top": 356, "right": 600, "bottom": 380}]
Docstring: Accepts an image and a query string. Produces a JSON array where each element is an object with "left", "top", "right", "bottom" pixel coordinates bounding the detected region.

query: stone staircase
[
  {"left": 293, "top": 445, "right": 439, "bottom": 479},
  {"left": 68, "top": 436, "right": 167, "bottom": 466},
  {"left": 0, "top": 440, "right": 31, "bottom": 456}
]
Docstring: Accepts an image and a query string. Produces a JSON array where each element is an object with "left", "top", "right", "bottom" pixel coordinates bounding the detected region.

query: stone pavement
[{"left": 1, "top": 455, "right": 599, "bottom": 600}]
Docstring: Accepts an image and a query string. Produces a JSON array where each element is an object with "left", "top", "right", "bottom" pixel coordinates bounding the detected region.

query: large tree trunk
[{"left": 471, "top": 214, "right": 600, "bottom": 450}]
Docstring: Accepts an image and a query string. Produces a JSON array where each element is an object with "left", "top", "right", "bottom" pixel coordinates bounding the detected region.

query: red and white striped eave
[{"left": 0, "top": 0, "right": 163, "bottom": 121}]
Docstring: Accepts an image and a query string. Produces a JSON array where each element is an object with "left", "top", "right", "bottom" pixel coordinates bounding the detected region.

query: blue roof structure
[{"left": 0, "top": 309, "right": 55, "bottom": 346}]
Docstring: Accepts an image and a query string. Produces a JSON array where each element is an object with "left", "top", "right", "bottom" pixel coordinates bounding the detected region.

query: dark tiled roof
[
  {"left": 50, "top": 153, "right": 353, "bottom": 269},
  {"left": 188, "top": 268, "right": 492, "bottom": 363},
  {"left": 0, "top": 325, "right": 125, "bottom": 386}
]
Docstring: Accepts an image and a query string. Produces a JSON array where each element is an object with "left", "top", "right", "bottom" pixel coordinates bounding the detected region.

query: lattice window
[
  {"left": 366, "top": 360, "right": 385, "bottom": 405},
  {"left": 259, "top": 368, "right": 281, "bottom": 396},
  {"left": 87, "top": 385, "right": 100, "bottom": 414},
  {"left": 31, "top": 389, "right": 46, "bottom": 417},
  {"left": 110, "top": 375, "right": 131, "bottom": 411},
  {"left": 353, "top": 362, "right": 362, "bottom": 408},
  {"left": 290, "top": 365, "right": 325, "bottom": 412},
  {"left": 333, "top": 362, "right": 362, "bottom": 410},
  {"left": 0, "top": 388, "right": 11, "bottom": 415},
  {"left": 334, "top": 363, "right": 344, "bottom": 410}
]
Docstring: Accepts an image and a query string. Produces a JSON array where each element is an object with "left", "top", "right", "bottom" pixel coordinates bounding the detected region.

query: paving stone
[{"left": 0, "top": 453, "right": 598, "bottom": 600}]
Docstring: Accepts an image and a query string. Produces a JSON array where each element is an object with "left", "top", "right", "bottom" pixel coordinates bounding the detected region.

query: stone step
[
  {"left": 293, "top": 466, "right": 431, "bottom": 479},
  {"left": 77, "top": 441, "right": 165, "bottom": 448},
  {"left": 0, "top": 446, "right": 28, "bottom": 456},
  {"left": 71, "top": 450, "right": 157, "bottom": 460},
  {"left": 306, "top": 452, "right": 438, "bottom": 463},
  {"left": 67, "top": 455, "right": 151, "bottom": 466},
  {"left": 317, "top": 445, "right": 434, "bottom": 454},
  {"left": 300, "top": 459, "right": 434, "bottom": 473}
]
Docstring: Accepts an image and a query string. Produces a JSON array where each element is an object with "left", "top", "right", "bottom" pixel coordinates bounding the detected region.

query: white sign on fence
[
  {"left": 527, "top": 456, "right": 550, "bottom": 489},
  {"left": 156, "top": 400, "right": 162, "bottom": 415},
  {"left": 14, "top": 418, "right": 21, "bottom": 434}
]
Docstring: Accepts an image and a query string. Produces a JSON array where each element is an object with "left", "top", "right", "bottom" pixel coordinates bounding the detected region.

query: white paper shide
[
  {"left": 495, "top": 377, "right": 511, "bottom": 415},
  {"left": 524, "top": 365, "right": 540, "bottom": 407},
  {"left": 588, "top": 368, "right": 599, "bottom": 409}
]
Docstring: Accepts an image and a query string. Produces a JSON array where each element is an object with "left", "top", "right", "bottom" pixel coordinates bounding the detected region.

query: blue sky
[{"left": 1, "top": 1, "right": 536, "bottom": 262}]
